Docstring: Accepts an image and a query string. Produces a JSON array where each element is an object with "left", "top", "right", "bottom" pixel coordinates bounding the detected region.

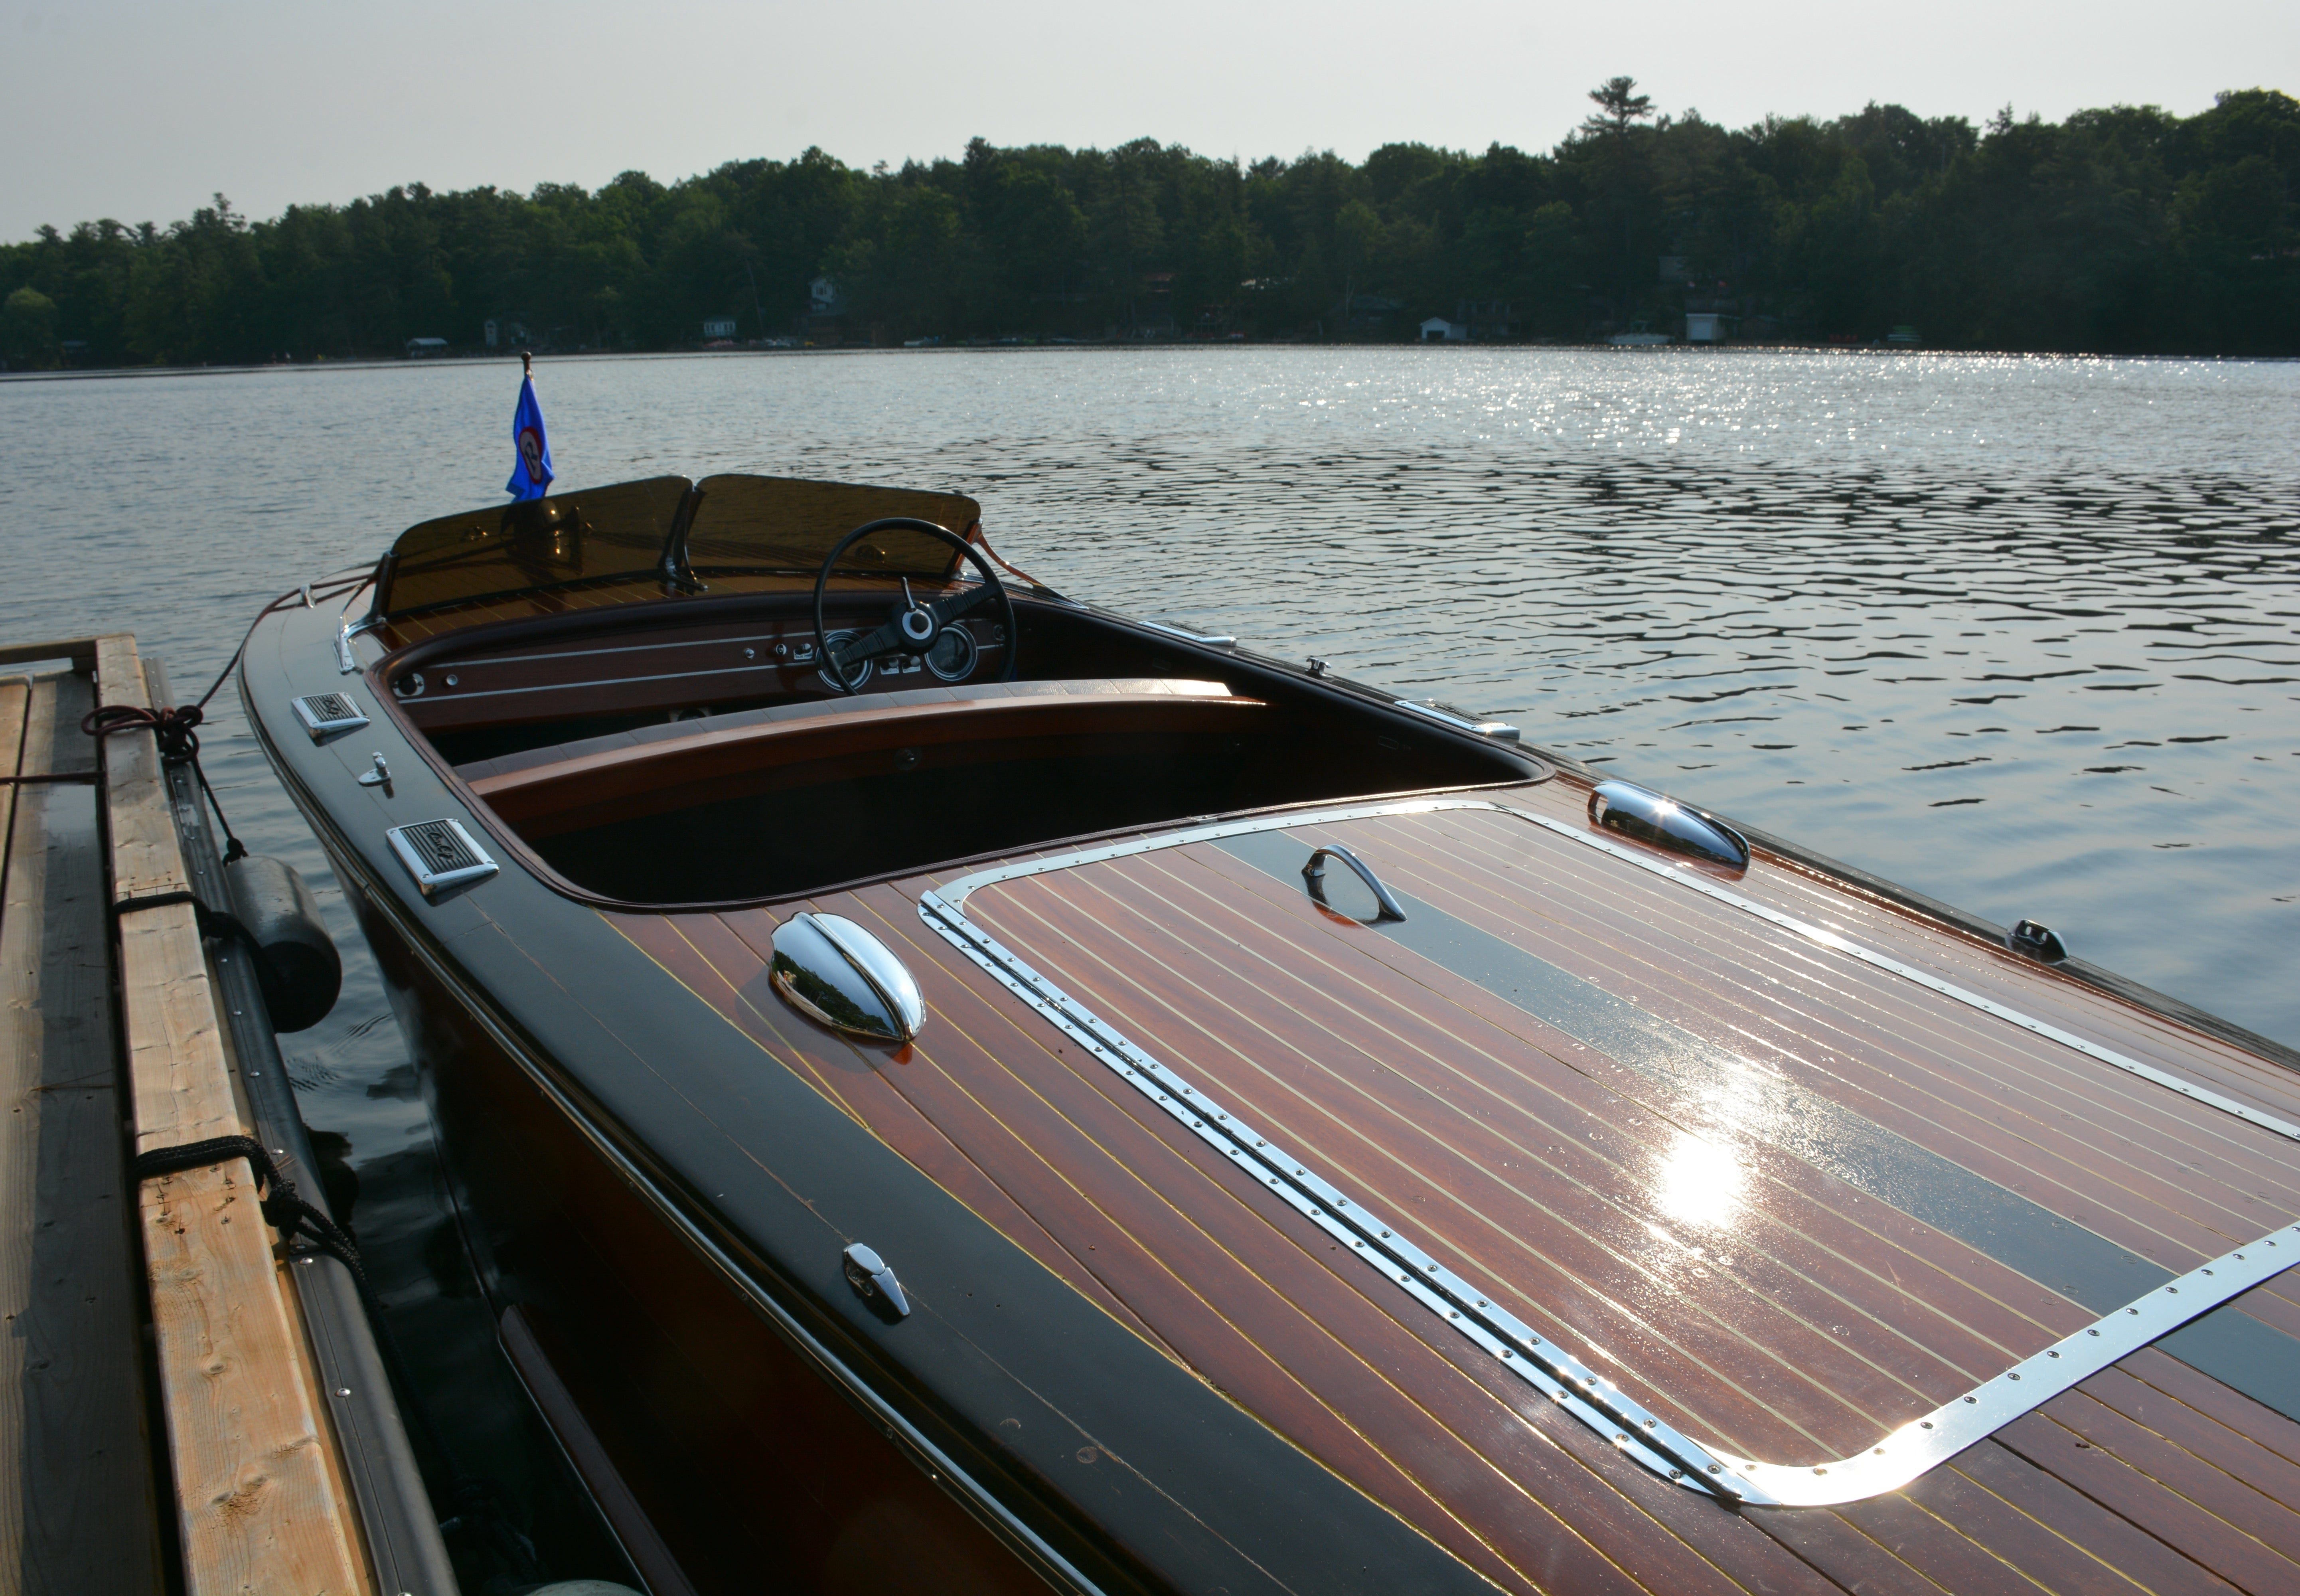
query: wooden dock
[{"left": 1, "top": 635, "right": 428, "bottom": 1595}]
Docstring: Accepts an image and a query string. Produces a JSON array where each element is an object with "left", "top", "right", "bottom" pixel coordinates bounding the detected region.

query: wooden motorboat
[{"left": 244, "top": 473, "right": 2300, "bottom": 1595}]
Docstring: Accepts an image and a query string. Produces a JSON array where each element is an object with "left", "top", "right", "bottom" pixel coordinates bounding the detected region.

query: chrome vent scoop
[
  {"left": 770, "top": 912, "right": 926, "bottom": 1043},
  {"left": 1587, "top": 780, "right": 1750, "bottom": 870}
]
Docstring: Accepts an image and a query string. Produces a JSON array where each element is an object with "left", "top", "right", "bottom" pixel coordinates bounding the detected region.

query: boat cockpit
[{"left": 359, "top": 473, "right": 1542, "bottom": 905}]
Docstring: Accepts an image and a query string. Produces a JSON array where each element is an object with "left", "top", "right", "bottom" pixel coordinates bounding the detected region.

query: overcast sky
[{"left": 6, "top": 0, "right": 2294, "bottom": 242}]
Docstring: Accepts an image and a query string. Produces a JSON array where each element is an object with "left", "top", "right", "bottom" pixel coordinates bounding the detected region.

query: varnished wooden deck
[{"left": 610, "top": 771, "right": 2300, "bottom": 1596}]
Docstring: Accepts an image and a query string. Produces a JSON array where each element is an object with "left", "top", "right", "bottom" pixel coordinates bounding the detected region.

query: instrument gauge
[{"left": 924, "top": 624, "right": 979, "bottom": 682}]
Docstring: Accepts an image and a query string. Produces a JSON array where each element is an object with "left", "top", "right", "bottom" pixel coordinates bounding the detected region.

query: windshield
[
  {"left": 377, "top": 476, "right": 691, "bottom": 618},
  {"left": 684, "top": 474, "right": 978, "bottom": 578},
  {"left": 375, "top": 473, "right": 981, "bottom": 619}
]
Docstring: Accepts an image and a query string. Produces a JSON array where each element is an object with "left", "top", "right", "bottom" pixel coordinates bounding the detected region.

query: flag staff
[{"left": 507, "top": 349, "right": 554, "bottom": 501}]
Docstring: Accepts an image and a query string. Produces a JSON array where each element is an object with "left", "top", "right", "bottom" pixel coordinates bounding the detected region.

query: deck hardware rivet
[
  {"left": 336, "top": 1388, "right": 350, "bottom": 1397},
  {"left": 2008, "top": 1373, "right": 2020, "bottom": 1380},
  {"left": 1814, "top": 1468, "right": 1827, "bottom": 1475},
  {"left": 1921, "top": 1421, "right": 1933, "bottom": 1429},
  {"left": 1708, "top": 1465, "right": 1722, "bottom": 1474},
  {"left": 1380, "top": 1230, "right": 1390, "bottom": 1237},
  {"left": 1502, "top": 1351, "right": 1512, "bottom": 1359},
  {"left": 744, "top": 648, "right": 755, "bottom": 659},
  {"left": 2167, "top": 1286, "right": 2178, "bottom": 1293},
  {"left": 1670, "top": 1470, "right": 1683, "bottom": 1480},
  {"left": 2089, "top": 1328, "right": 2101, "bottom": 1335},
  {"left": 2203, "top": 1269, "right": 2214, "bottom": 1276},
  {"left": 2047, "top": 1350, "right": 2059, "bottom": 1358},
  {"left": 1874, "top": 1448, "right": 1885, "bottom": 1455},
  {"left": 1964, "top": 1396, "right": 1976, "bottom": 1404},
  {"left": 2128, "top": 1307, "right": 2139, "bottom": 1314},
  {"left": 444, "top": 674, "right": 458, "bottom": 687}
]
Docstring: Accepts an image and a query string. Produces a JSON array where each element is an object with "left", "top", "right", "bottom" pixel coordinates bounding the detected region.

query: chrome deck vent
[
  {"left": 771, "top": 912, "right": 924, "bottom": 1042},
  {"left": 386, "top": 819, "right": 498, "bottom": 897},
  {"left": 1588, "top": 780, "right": 1750, "bottom": 870},
  {"left": 291, "top": 691, "right": 369, "bottom": 741}
]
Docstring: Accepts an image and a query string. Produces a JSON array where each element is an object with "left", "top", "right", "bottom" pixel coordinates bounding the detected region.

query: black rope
[
  {"left": 81, "top": 700, "right": 249, "bottom": 863},
  {"left": 110, "top": 888, "right": 259, "bottom": 950},
  {"left": 75, "top": 581, "right": 362, "bottom": 865}
]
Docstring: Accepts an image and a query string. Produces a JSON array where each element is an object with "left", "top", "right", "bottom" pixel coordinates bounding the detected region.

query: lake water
[{"left": 4, "top": 347, "right": 2295, "bottom": 1585}]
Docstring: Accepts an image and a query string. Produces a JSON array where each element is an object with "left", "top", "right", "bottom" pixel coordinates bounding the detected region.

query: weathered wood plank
[
  {"left": 94, "top": 634, "right": 192, "bottom": 902},
  {"left": 118, "top": 901, "right": 244, "bottom": 1154},
  {"left": 91, "top": 635, "right": 371, "bottom": 1595},
  {"left": 0, "top": 676, "right": 26, "bottom": 887},
  {"left": 0, "top": 639, "right": 101, "bottom": 671},
  {"left": 0, "top": 672, "right": 166, "bottom": 1594},
  {"left": 140, "top": 1161, "right": 369, "bottom": 1595}
]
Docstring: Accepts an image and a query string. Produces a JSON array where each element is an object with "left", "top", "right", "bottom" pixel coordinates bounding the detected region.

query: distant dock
[{"left": 2, "top": 634, "right": 448, "bottom": 1595}]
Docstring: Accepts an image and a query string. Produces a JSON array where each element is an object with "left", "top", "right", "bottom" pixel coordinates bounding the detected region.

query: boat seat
[{"left": 460, "top": 677, "right": 1260, "bottom": 834}]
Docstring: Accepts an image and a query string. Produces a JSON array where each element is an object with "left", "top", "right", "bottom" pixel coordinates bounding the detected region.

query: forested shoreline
[{"left": 3, "top": 82, "right": 2295, "bottom": 367}]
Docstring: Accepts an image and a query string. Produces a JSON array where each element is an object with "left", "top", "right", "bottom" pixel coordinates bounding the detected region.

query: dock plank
[
  {"left": 95, "top": 633, "right": 192, "bottom": 903},
  {"left": 0, "top": 671, "right": 166, "bottom": 1594},
  {"left": 94, "top": 636, "right": 372, "bottom": 1595}
]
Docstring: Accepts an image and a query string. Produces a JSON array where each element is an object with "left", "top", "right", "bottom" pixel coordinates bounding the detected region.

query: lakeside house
[
  {"left": 1420, "top": 318, "right": 1467, "bottom": 342},
  {"left": 404, "top": 337, "right": 448, "bottom": 358},
  {"left": 703, "top": 317, "right": 738, "bottom": 340}
]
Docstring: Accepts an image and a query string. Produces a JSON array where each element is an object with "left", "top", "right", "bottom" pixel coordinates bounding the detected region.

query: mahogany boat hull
[{"left": 243, "top": 490, "right": 2300, "bottom": 1596}]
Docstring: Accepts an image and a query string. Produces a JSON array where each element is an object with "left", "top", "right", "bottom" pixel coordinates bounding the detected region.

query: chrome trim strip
[
  {"left": 920, "top": 799, "right": 2300, "bottom": 1505},
  {"left": 396, "top": 643, "right": 1006, "bottom": 706},
  {"left": 1394, "top": 698, "right": 1522, "bottom": 741},
  {"left": 244, "top": 712, "right": 1107, "bottom": 1594},
  {"left": 1498, "top": 805, "right": 2300, "bottom": 1148},
  {"left": 1139, "top": 618, "right": 1238, "bottom": 648}
]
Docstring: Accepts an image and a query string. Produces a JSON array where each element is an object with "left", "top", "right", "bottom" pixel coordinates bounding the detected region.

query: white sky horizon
[{"left": 4, "top": 0, "right": 2294, "bottom": 243}]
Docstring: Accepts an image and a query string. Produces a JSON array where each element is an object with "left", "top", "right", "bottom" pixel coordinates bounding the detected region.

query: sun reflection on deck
[{"left": 1654, "top": 1131, "right": 1747, "bottom": 1231}]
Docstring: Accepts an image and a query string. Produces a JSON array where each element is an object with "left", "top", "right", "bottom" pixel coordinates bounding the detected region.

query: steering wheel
[{"left": 813, "top": 517, "right": 1018, "bottom": 695}]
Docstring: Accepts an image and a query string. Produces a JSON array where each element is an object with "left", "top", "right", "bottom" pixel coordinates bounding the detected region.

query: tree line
[{"left": 3, "top": 81, "right": 2294, "bottom": 367}]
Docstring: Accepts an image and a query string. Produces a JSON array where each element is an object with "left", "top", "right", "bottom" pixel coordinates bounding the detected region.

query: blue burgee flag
[{"left": 505, "top": 364, "right": 554, "bottom": 500}]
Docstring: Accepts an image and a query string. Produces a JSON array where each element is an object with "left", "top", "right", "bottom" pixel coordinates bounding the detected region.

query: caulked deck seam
[
  {"left": 983, "top": 863, "right": 1868, "bottom": 1457},
  {"left": 920, "top": 801, "right": 2300, "bottom": 1505},
  {"left": 1412, "top": 810, "right": 2300, "bottom": 1211},
  {"left": 1159, "top": 837, "right": 2079, "bottom": 1380},
  {"left": 1051, "top": 849, "right": 1958, "bottom": 1446},
  {"left": 831, "top": 901, "right": 1685, "bottom": 1595},
  {"left": 1378, "top": 817, "right": 2300, "bottom": 1294},
  {"left": 1415, "top": 815, "right": 2300, "bottom": 1223},
  {"left": 1173, "top": 834, "right": 2097, "bottom": 1369}
]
